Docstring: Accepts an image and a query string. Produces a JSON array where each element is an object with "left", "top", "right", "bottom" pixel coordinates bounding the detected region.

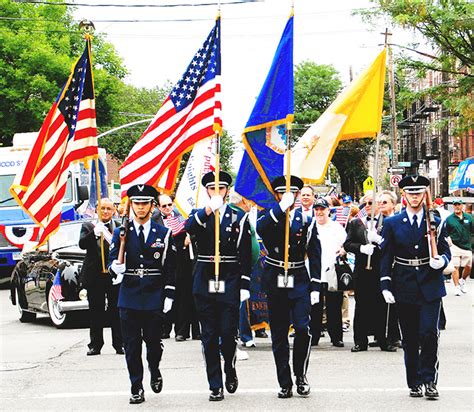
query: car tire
[
  {"left": 17, "top": 289, "right": 36, "bottom": 323},
  {"left": 47, "top": 287, "right": 70, "bottom": 329}
]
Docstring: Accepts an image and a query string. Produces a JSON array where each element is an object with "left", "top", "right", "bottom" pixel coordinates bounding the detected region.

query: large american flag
[
  {"left": 10, "top": 39, "right": 97, "bottom": 247},
  {"left": 120, "top": 17, "right": 222, "bottom": 196}
]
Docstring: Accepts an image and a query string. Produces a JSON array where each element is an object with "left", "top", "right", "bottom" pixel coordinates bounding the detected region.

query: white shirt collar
[
  {"left": 406, "top": 209, "right": 424, "bottom": 227},
  {"left": 133, "top": 218, "right": 151, "bottom": 240}
]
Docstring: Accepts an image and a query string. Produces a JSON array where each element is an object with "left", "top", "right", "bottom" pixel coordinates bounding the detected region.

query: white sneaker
[
  {"left": 459, "top": 279, "right": 467, "bottom": 294},
  {"left": 242, "top": 340, "right": 256, "bottom": 348},
  {"left": 236, "top": 348, "right": 249, "bottom": 361},
  {"left": 454, "top": 286, "right": 461, "bottom": 296}
]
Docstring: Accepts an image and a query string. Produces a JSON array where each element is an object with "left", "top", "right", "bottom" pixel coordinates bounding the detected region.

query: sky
[{"left": 72, "top": 0, "right": 425, "bottom": 168}]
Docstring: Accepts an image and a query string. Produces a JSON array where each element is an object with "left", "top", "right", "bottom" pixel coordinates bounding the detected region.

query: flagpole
[
  {"left": 283, "top": 117, "right": 292, "bottom": 285},
  {"left": 80, "top": 22, "right": 106, "bottom": 273},
  {"left": 366, "top": 131, "right": 380, "bottom": 270}
]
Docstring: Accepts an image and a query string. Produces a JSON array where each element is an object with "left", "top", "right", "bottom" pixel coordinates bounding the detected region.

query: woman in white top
[{"left": 309, "top": 197, "right": 347, "bottom": 347}]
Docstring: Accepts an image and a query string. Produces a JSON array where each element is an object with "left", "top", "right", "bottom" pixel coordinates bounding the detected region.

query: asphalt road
[{"left": 0, "top": 282, "right": 472, "bottom": 411}]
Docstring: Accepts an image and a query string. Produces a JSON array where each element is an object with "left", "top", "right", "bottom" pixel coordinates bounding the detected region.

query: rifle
[
  {"left": 424, "top": 188, "right": 438, "bottom": 258},
  {"left": 118, "top": 199, "right": 130, "bottom": 264}
]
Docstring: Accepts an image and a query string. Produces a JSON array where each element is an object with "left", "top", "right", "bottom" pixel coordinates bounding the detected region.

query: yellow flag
[{"left": 291, "top": 49, "right": 386, "bottom": 183}]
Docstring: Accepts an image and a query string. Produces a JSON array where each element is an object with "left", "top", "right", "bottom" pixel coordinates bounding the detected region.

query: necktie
[
  {"left": 139, "top": 225, "right": 145, "bottom": 247},
  {"left": 411, "top": 215, "right": 418, "bottom": 237}
]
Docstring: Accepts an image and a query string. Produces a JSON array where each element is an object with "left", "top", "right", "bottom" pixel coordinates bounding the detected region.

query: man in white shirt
[{"left": 310, "top": 197, "right": 347, "bottom": 347}]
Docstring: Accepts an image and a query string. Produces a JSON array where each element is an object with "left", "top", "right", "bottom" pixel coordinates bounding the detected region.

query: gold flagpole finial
[{"left": 79, "top": 19, "right": 95, "bottom": 38}]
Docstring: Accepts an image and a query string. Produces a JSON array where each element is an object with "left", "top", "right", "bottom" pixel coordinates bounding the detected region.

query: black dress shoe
[
  {"left": 129, "top": 389, "right": 145, "bottom": 404},
  {"left": 225, "top": 372, "right": 238, "bottom": 393},
  {"left": 424, "top": 382, "right": 439, "bottom": 399},
  {"left": 255, "top": 329, "right": 268, "bottom": 338},
  {"left": 332, "top": 341, "right": 344, "bottom": 348},
  {"left": 351, "top": 344, "right": 368, "bottom": 352},
  {"left": 192, "top": 334, "right": 201, "bottom": 340},
  {"left": 115, "top": 347, "right": 125, "bottom": 355},
  {"left": 277, "top": 387, "right": 293, "bottom": 399},
  {"left": 296, "top": 375, "right": 310, "bottom": 396},
  {"left": 380, "top": 344, "right": 397, "bottom": 352},
  {"left": 390, "top": 340, "right": 402, "bottom": 348},
  {"left": 368, "top": 340, "right": 380, "bottom": 348},
  {"left": 209, "top": 388, "right": 224, "bottom": 401},
  {"left": 86, "top": 348, "right": 101, "bottom": 356},
  {"left": 150, "top": 370, "right": 163, "bottom": 393},
  {"left": 175, "top": 335, "right": 186, "bottom": 342},
  {"left": 161, "top": 332, "right": 170, "bottom": 339},
  {"left": 409, "top": 385, "right": 423, "bottom": 398}
]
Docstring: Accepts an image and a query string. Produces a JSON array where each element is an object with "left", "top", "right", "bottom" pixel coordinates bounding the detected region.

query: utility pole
[{"left": 382, "top": 28, "right": 399, "bottom": 167}]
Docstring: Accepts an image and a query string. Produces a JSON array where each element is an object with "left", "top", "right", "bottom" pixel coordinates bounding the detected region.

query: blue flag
[
  {"left": 86, "top": 157, "right": 109, "bottom": 216},
  {"left": 235, "top": 14, "right": 294, "bottom": 209}
]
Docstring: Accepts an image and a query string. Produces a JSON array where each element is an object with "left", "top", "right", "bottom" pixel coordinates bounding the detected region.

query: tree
[
  {"left": 359, "top": 0, "right": 474, "bottom": 132},
  {"left": 0, "top": 0, "right": 127, "bottom": 145},
  {"left": 294, "top": 61, "right": 374, "bottom": 194}
]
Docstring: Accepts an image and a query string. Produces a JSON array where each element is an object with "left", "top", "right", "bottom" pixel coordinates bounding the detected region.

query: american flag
[
  {"left": 335, "top": 206, "right": 351, "bottom": 227},
  {"left": 50, "top": 270, "right": 64, "bottom": 302},
  {"left": 10, "top": 39, "right": 97, "bottom": 247},
  {"left": 356, "top": 207, "right": 368, "bottom": 220},
  {"left": 163, "top": 211, "right": 186, "bottom": 236},
  {"left": 120, "top": 17, "right": 222, "bottom": 196}
]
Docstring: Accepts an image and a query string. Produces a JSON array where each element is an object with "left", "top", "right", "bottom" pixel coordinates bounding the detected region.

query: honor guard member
[
  {"left": 380, "top": 175, "right": 451, "bottom": 400},
  {"left": 256, "top": 175, "right": 322, "bottom": 399},
  {"left": 185, "top": 171, "right": 252, "bottom": 402},
  {"left": 109, "top": 185, "right": 176, "bottom": 405}
]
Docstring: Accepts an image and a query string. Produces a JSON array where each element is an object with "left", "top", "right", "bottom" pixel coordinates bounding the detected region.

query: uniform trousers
[
  {"left": 87, "top": 277, "right": 122, "bottom": 351},
  {"left": 119, "top": 308, "right": 164, "bottom": 394},
  {"left": 267, "top": 290, "right": 311, "bottom": 389},
  {"left": 310, "top": 283, "right": 343, "bottom": 344},
  {"left": 397, "top": 298, "right": 441, "bottom": 387},
  {"left": 194, "top": 295, "right": 239, "bottom": 390},
  {"left": 353, "top": 276, "right": 388, "bottom": 347}
]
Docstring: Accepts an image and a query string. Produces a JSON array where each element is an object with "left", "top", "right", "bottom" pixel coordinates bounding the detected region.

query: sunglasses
[
  {"left": 379, "top": 200, "right": 389, "bottom": 205},
  {"left": 160, "top": 203, "right": 173, "bottom": 208},
  {"left": 366, "top": 201, "right": 373, "bottom": 205}
]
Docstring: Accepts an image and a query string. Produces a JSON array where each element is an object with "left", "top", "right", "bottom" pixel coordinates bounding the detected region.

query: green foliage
[
  {"left": 358, "top": 0, "right": 474, "bottom": 132},
  {"left": 0, "top": 0, "right": 127, "bottom": 145},
  {"left": 293, "top": 62, "right": 342, "bottom": 138}
]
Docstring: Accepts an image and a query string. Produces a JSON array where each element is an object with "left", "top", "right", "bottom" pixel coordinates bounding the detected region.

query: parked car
[{"left": 9, "top": 222, "right": 90, "bottom": 328}]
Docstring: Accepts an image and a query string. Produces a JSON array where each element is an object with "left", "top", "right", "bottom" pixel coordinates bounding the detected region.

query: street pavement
[{"left": 0, "top": 281, "right": 472, "bottom": 411}]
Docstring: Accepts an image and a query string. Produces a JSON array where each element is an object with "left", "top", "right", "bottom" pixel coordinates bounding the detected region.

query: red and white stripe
[
  {"left": 11, "top": 99, "right": 97, "bottom": 246},
  {"left": 335, "top": 206, "right": 351, "bottom": 227},
  {"left": 163, "top": 214, "right": 186, "bottom": 236},
  {"left": 120, "top": 78, "right": 221, "bottom": 196}
]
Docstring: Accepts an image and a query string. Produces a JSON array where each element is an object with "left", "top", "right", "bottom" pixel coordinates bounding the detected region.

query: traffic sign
[
  {"left": 390, "top": 174, "right": 402, "bottom": 187},
  {"left": 363, "top": 176, "right": 374, "bottom": 194},
  {"left": 388, "top": 166, "right": 405, "bottom": 174}
]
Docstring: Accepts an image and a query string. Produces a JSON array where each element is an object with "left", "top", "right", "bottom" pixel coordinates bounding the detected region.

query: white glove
[
  {"left": 110, "top": 259, "right": 126, "bottom": 274},
  {"left": 112, "top": 274, "right": 123, "bottom": 285},
  {"left": 93, "top": 221, "right": 106, "bottom": 236},
  {"left": 360, "top": 244, "right": 375, "bottom": 256},
  {"left": 163, "top": 297, "right": 173, "bottom": 314},
  {"left": 429, "top": 255, "right": 445, "bottom": 270},
  {"left": 382, "top": 289, "right": 395, "bottom": 304},
  {"left": 367, "top": 230, "right": 383, "bottom": 245},
  {"left": 310, "top": 291, "right": 320, "bottom": 305},
  {"left": 240, "top": 289, "right": 250, "bottom": 303},
  {"left": 208, "top": 195, "right": 224, "bottom": 212},
  {"left": 279, "top": 192, "right": 295, "bottom": 212}
]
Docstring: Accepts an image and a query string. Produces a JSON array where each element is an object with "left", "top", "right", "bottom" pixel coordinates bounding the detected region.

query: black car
[{"left": 10, "top": 246, "right": 89, "bottom": 328}]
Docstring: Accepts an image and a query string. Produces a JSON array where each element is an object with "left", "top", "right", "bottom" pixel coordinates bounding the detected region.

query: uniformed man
[
  {"left": 256, "top": 175, "right": 321, "bottom": 399},
  {"left": 185, "top": 171, "right": 252, "bottom": 402},
  {"left": 109, "top": 185, "right": 176, "bottom": 405},
  {"left": 380, "top": 175, "right": 451, "bottom": 399}
]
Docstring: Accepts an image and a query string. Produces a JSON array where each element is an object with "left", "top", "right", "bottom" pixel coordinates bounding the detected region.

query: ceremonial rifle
[
  {"left": 424, "top": 187, "right": 438, "bottom": 258},
  {"left": 118, "top": 199, "right": 130, "bottom": 264}
]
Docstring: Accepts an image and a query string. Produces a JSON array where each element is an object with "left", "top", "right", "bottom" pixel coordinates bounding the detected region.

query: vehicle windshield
[{"left": 0, "top": 174, "right": 73, "bottom": 208}]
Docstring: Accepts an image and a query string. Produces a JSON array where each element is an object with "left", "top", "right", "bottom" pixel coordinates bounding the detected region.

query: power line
[{"left": 14, "top": 0, "right": 262, "bottom": 7}]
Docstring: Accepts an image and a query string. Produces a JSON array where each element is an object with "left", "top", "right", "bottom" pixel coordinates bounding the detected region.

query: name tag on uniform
[
  {"left": 208, "top": 280, "right": 226, "bottom": 293},
  {"left": 277, "top": 274, "right": 294, "bottom": 289}
]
